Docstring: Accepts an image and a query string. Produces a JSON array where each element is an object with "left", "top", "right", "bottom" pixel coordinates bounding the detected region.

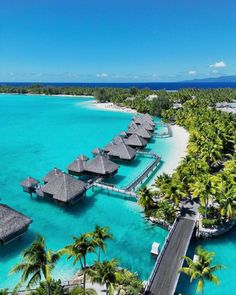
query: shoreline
[
  {"left": 89, "top": 100, "right": 138, "bottom": 114},
  {"left": 0, "top": 92, "right": 94, "bottom": 98}
]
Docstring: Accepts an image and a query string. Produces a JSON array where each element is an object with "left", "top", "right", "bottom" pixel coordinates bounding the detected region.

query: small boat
[{"left": 151, "top": 242, "right": 160, "bottom": 256}]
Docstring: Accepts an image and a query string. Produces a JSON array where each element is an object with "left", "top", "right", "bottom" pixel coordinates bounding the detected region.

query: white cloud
[
  {"left": 96, "top": 73, "right": 108, "bottom": 77},
  {"left": 212, "top": 70, "right": 218, "bottom": 74},
  {"left": 209, "top": 61, "right": 226, "bottom": 68},
  {"left": 188, "top": 70, "right": 197, "bottom": 75}
]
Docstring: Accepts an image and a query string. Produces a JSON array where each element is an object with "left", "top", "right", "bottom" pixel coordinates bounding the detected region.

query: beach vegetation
[{"left": 179, "top": 246, "right": 223, "bottom": 295}]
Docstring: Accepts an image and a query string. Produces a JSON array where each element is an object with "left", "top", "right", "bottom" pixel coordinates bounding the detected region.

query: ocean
[{"left": 1, "top": 82, "right": 236, "bottom": 90}]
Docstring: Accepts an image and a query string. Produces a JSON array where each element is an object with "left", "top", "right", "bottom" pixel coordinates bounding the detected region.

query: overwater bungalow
[
  {"left": 0, "top": 204, "right": 32, "bottom": 245},
  {"left": 84, "top": 155, "right": 119, "bottom": 178},
  {"left": 67, "top": 154, "right": 89, "bottom": 176},
  {"left": 127, "top": 126, "right": 152, "bottom": 140},
  {"left": 41, "top": 172, "right": 86, "bottom": 204},
  {"left": 133, "top": 115, "right": 155, "bottom": 127},
  {"left": 104, "top": 142, "right": 115, "bottom": 152},
  {"left": 107, "top": 142, "right": 136, "bottom": 161},
  {"left": 124, "top": 133, "right": 148, "bottom": 148},
  {"left": 92, "top": 147, "right": 103, "bottom": 157},
  {"left": 140, "top": 121, "right": 154, "bottom": 132},
  {"left": 20, "top": 176, "right": 39, "bottom": 194},
  {"left": 112, "top": 136, "right": 124, "bottom": 144},
  {"left": 43, "top": 168, "right": 63, "bottom": 184}
]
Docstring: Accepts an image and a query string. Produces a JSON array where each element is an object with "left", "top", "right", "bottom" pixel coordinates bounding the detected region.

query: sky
[{"left": 0, "top": 0, "right": 236, "bottom": 82}]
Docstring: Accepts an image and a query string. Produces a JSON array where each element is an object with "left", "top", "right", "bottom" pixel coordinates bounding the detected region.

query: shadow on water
[
  {"left": 138, "top": 160, "right": 164, "bottom": 189},
  {"left": 0, "top": 230, "right": 35, "bottom": 260}
]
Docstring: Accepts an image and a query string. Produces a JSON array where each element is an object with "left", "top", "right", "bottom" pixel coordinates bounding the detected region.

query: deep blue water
[{"left": 1, "top": 82, "right": 236, "bottom": 90}]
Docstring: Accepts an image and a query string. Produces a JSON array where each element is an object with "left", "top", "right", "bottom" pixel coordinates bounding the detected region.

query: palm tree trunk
[
  {"left": 106, "top": 283, "right": 109, "bottom": 295},
  {"left": 98, "top": 248, "right": 101, "bottom": 262},
  {"left": 83, "top": 256, "right": 87, "bottom": 289}
]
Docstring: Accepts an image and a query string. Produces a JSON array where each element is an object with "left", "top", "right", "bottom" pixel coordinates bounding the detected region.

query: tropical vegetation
[
  {"left": 7, "top": 226, "right": 143, "bottom": 295},
  {"left": 179, "top": 246, "right": 223, "bottom": 294}
]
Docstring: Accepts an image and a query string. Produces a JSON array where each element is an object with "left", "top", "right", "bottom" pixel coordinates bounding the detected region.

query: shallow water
[{"left": 0, "top": 94, "right": 173, "bottom": 289}]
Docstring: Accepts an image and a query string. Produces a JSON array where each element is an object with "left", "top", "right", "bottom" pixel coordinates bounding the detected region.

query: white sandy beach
[{"left": 91, "top": 100, "right": 138, "bottom": 113}]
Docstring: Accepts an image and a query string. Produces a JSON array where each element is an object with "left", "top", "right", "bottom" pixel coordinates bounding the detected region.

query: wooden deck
[
  {"left": 145, "top": 216, "right": 196, "bottom": 295},
  {"left": 93, "top": 182, "right": 137, "bottom": 198},
  {"left": 125, "top": 153, "right": 161, "bottom": 191}
]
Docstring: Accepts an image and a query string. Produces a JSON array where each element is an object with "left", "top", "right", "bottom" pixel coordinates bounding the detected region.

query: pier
[
  {"left": 125, "top": 152, "right": 161, "bottom": 191},
  {"left": 144, "top": 203, "right": 198, "bottom": 295},
  {"left": 92, "top": 182, "right": 138, "bottom": 198}
]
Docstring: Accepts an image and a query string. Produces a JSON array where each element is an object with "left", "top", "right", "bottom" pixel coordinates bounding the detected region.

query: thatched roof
[
  {"left": 127, "top": 126, "right": 152, "bottom": 139},
  {"left": 85, "top": 155, "right": 119, "bottom": 175},
  {"left": 79, "top": 154, "right": 89, "bottom": 161},
  {"left": 128, "top": 122, "right": 139, "bottom": 129},
  {"left": 43, "top": 168, "right": 63, "bottom": 183},
  {"left": 104, "top": 142, "right": 115, "bottom": 152},
  {"left": 119, "top": 131, "right": 127, "bottom": 137},
  {"left": 0, "top": 204, "right": 32, "bottom": 244},
  {"left": 108, "top": 142, "right": 136, "bottom": 160},
  {"left": 133, "top": 115, "right": 155, "bottom": 126},
  {"left": 92, "top": 147, "right": 103, "bottom": 156},
  {"left": 42, "top": 173, "right": 86, "bottom": 203},
  {"left": 124, "top": 134, "right": 147, "bottom": 147},
  {"left": 112, "top": 136, "right": 124, "bottom": 144},
  {"left": 67, "top": 158, "right": 86, "bottom": 174},
  {"left": 140, "top": 121, "right": 154, "bottom": 131},
  {"left": 20, "top": 176, "right": 39, "bottom": 188}
]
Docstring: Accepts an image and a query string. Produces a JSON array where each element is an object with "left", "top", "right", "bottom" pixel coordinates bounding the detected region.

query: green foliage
[
  {"left": 10, "top": 234, "right": 61, "bottom": 289},
  {"left": 69, "top": 286, "right": 97, "bottom": 295},
  {"left": 0, "top": 289, "right": 8, "bottom": 295},
  {"left": 149, "top": 92, "right": 171, "bottom": 116},
  {"left": 154, "top": 200, "right": 177, "bottom": 225},
  {"left": 179, "top": 246, "right": 223, "bottom": 295},
  {"left": 201, "top": 218, "right": 220, "bottom": 228},
  {"left": 116, "top": 269, "right": 143, "bottom": 295},
  {"left": 32, "top": 280, "right": 66, "bottom": 295}
]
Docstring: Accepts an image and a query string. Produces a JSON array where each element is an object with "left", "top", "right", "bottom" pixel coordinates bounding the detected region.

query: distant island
[{"left": 183, "top": 75, "right": 236, "bottom": 83}]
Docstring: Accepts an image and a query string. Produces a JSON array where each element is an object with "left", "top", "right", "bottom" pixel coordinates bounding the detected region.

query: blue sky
[{"left": 0, "top": 0, "right": 236, "bottom": 82}]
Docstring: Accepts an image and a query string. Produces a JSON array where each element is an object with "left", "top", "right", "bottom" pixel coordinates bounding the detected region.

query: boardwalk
[
  {"left": 93, "top": 182, "right": 138, "bottom": 198},
  {"left": 125, "top": 153, "right": 161, "bottom": 191},
  {"left": 145, "top": 216, "right": 196, "bottom": 295}
]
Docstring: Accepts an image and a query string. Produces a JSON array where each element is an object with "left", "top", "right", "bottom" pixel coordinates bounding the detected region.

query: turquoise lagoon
[
  {"left": 0, "top": 94, "right": 173, "bottom": 289},
  {"left": 1, "top": 94, "right": 235, "bottom": 294}
]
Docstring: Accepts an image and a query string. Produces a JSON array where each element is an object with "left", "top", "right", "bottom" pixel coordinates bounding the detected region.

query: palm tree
[
  {"left": 11, "top": 234, "right": 60, "bottom": 291},
  {"left": 62, "top": 233, "right": 95, "bottom": 290},
  {"left": 92, "top": 225, "right": 113, "bottom": 262},
  {"left": 88, "top": 259, "right": 119, "bottom": 295},
  {"left": 179, "top": 246, "right": 223, "bottom": 295},
  {"left": 190, "top": 174, "right": 214, "bottom": 218},
  {"left": 137, "top": 186, "right": 155, "bottom": 211}
]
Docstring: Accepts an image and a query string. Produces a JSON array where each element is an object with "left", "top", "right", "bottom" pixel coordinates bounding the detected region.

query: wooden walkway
[
  {"left": 125, "top": 153, "right": 161, "bottom": 191},
  {"left": 144, "top": 216, "right": 196, "bottom": 295},
  {"left": 92, "top": 182, "right": 138, "bottom": 198}
]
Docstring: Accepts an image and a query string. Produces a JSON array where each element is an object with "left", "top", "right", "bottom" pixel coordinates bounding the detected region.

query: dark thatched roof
[
  {"left": 85, "top": 155, "right": 119, "bottom": 175},
  {"left": 79, "top": 154, "right": 89, "bottom": 161},
  {"left": 42, "top": 173, "right": 86, "bottom": 203},
  {"left": 108, "top": 142, "right": 136, "bottom": 160},
  {"left": 140, "top": 121, "right": 154, "bottom": 131},
  {"left": 133, "top": 115, "right": 155, "bottom": 126},
  {"left": 43, "top": 168, "right": 63, "bottom": 183},
  {"left": 124, "top": 134, "right": 147, "bottom": 147},
  {"left": 20, "top": 176, "right": 39, "bottom": 188},
  {"left": 0, "top": 204, "right": 32, "bottom": 244},
  {"left": 67, "top": 157, "right": 87, "bottom": 174},
  {"left": 104, "top": 142, "right": 115, "bottom": 152},
  {"left": 127, "top": 126, "right": 152, "bottom": 139},
  {"left": 92, "top": 147, "right": 103, "bottom": 156},
  {"left": 112, "top": 136, "right": 124, "bottom": 144}
]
